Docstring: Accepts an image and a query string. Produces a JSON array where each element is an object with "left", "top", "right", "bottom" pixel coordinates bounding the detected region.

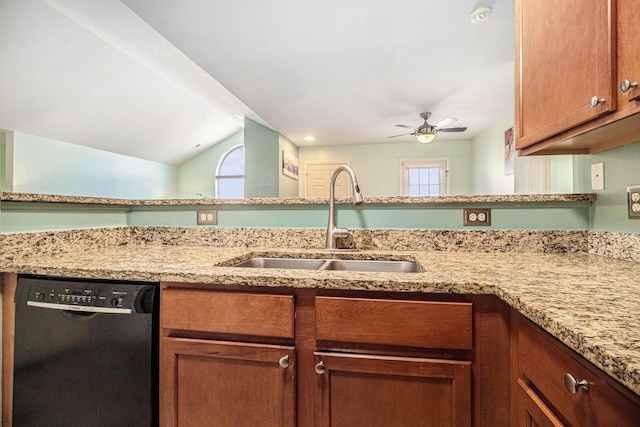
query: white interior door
[{"left": 306, "top": 162, "right": 349, "bottom": 197}]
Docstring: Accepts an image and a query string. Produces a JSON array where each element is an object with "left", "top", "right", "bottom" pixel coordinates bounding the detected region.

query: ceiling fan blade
[
  {"left": 433, "top": 117, "right": 457, "bottom": 128},
  {"left": 395, "top": 124, "right": 414, "bottom": 129},
  {"left": 439, "top": 127, "right": 468, "bottom": 133},
  {"left": 388, "top": 132, "right": 413, "bottom": 138}
]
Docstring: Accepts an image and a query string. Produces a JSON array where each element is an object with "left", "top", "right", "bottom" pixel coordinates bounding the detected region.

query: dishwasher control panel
[{"left": 17, "top": 277, "right": 157, "bottom": 314}]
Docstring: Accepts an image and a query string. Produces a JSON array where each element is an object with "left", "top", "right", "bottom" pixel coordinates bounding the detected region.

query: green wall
[
  {"left": 177, "top": 130, "right": 244, "bottom": 198},
  {"left": 4, "top": 119, "right": 640, "bottom": 234},
  {"left": 471, "top": 111, "right": 517, "bottom": 194},
  {"left": 298, "top": 140, "right": 473, "bottom": 197},
  {"left": 471, "top": 111, "right": 576, "bottom": 195},
  {"left": 0, "top": 131, "right": 10, "bottom": 192},
  {"left": 278, "top": 135, "right": 299, "bottom": 197},
  {"left": 244, "top": 118, "right": 279, "bottom": 197},
  {"left": 574, "top": 141, "right": 640, "bottom": 232},
  {"left": 0, "top": 199, "right": 593, "bottom": 233},
  {"left": 3, "top": 131, "right": 178, "bottom": 199}
]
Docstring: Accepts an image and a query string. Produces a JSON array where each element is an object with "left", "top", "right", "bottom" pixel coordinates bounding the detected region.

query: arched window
[{"left": 215, "top": 145, "right": 244, "bottom": 198}]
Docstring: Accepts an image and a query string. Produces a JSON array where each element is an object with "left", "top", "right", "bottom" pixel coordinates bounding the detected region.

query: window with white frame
[
  {"left": 401, "top": 159, "right": 449, "bottom": 196},
  {"left": 215, "top": 145, "right": 245, "bottom": 198}
]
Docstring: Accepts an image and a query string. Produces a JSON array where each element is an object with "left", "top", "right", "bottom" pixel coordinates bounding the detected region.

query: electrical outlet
[
  {"left": 627, "top": 185, "right": 640, "bottom": 219},
  {"left": 197, "top": 210, "right": 218, "bottom": 225},
  {"left": 463, "top": 208, "right": 491, "bottom": 226}
]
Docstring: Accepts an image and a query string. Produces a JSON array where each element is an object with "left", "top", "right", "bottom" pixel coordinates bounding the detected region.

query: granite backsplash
[{"left": 2, "top": 226, "right": 635, "bottom": 263}]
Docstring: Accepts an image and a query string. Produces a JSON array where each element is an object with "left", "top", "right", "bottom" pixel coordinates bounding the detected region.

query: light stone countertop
[
  {"left": 2, "top": 243, "right": 639, "bottom": 397},
  {"left": 1, "top": 191, "right": 596, "bottom": 205}
]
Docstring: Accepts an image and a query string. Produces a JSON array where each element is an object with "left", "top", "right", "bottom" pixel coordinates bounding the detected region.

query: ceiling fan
[{"left": 389, "top": 112, "right": 468, "bottom": 143}]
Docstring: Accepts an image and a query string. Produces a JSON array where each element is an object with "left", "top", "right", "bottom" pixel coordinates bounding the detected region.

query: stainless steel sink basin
[
  {"left": 233, "top": 257, "right": 420, "bottom": 273},
  {"left": 321, "top": 259, "right": 420, "bottom": 273},
  {"left": 232, "top": 257, "right": 327, "bottom": 270}
]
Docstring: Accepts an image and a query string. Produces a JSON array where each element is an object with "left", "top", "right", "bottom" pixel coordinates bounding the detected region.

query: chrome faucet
[{"left": 326, "top": 165, "right": 365, "bottom": 249}]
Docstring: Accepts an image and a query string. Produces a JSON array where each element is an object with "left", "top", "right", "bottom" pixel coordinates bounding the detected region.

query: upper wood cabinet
[
  {"left": 516, "top": 0, "right": 640, "bottom": 155},
  {"left": 616, "top": 0, "right": 640, "bottom": 113}
]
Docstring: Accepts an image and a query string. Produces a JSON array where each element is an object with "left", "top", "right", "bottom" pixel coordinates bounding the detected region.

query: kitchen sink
[
  {"left": 232, "top": 257, "right": 420, "bottom": 273},
  {"left": 320, "top": 259, "right": 420, "bottom": 273},
  {"left": 232, "top": 257, "right": 328, "bottom": 270}
]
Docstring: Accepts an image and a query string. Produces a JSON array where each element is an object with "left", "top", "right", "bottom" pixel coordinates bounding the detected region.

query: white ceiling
[{"left": 0, "top": 0, "right": 514, "bottom": 165}]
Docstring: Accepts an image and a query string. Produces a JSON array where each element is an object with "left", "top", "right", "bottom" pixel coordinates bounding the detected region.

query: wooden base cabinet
[
  {"left": 517, "top": 379, "right": 565, "bottom": 427},
  {"left": 160, "top": 286, "right": 297, "bottom": 427},
  {"left": 314, "top": 296, "right": 474, "bottom": 427},
  {"left": 159, "top": 285, "right": 511, "bottom": 426},
  {"left": 514, "top": 316, "right": 640, "bottom": 427},
  {"left": 162, "top": 338, "right": 296, "bottom": 426},
  {"left": 314, "top": 352, "right": 471, "bottom": 427}
]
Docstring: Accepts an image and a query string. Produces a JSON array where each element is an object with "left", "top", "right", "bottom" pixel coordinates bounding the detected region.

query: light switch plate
[
  {"left": 627, "top": 185, "right": 640, "bottom": 219},
  {"left": 591, "top": 162, "right": 604, "bottom": 190}
]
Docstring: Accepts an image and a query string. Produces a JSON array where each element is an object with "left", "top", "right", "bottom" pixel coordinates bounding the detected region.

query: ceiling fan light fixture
[
  {"left": 470, "top": 5, "right": 492, "bottom": 23},
  {"left": 416, "top": 133, "right": 436, "bottom": 144}
]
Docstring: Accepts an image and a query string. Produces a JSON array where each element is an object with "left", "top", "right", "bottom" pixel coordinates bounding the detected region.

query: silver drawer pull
[
  {"left": 315, "top": 361, "right": 326, "bottom": 375},
  {"left": 589, "top": 96, "right": 606, "bottom": 108},
  {"left": 564, "top": 372, "right": 589, "bottom": 393},
  {"left": 279, "top": 355, "right": 290, "bottom": 369},
  {"left": 620, "top": 79, "right": 638, "bottom": 93}
]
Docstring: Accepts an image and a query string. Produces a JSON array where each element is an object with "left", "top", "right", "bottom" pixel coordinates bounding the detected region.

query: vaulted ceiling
[{"left": 0, "top": 0, "right": 514, "bottom": 165}]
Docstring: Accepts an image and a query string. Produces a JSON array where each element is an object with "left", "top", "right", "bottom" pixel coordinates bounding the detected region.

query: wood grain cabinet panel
[
  {"left": 516, "top": 0, "right": 640, "bottom": 155},
  {"left": 314, "top": 352, "right": 471, "bottom": 427},
  {"left": 515, "top": 0, "right": 615, "bottom": 150},
  {"left": 517, "top": 379, "right": 565, "bottom": 427},
  {"left": 161, "top": 337, "right": 295, "bottom": 427},
  {"left": 315, "top": 296, "right": 473, "bottom": 350},
  {"left": 616, "top": 0, "right": 640, "bottom": 116},
  {"left": 518, "top": 318, "right": 640, "bottom": 427},
  {"left": 162, "top": 288, "right": 294, "bottom": 338}
]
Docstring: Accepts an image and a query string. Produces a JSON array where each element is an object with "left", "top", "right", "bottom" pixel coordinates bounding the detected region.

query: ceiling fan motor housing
[{"left": 416, "top": 125, "right": 437, "bottom": 135}]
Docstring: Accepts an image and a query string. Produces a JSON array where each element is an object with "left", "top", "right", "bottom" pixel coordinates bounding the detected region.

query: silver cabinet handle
[
  {"left": 564, "top": 373, "right": 589, "bottom": 393},
  {"left": 314, "top": 361, "right": 326, "bottom": 375},
  {"left": 279, "top": 355, "right": 290, "bottom": 369},
  {"left": 620, "top": 79, "right": 638, "bottom": 93},
  {"left": 590, "top": 96, "right": 606, "bottom": 108}
]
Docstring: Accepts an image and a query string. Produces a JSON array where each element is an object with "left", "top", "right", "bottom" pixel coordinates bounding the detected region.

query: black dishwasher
[{"left": 13, "top": 275, "right": 159, "bottom": 427}]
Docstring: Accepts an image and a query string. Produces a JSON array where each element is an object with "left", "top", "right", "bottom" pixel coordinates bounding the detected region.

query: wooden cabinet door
[
  {"left": 616, "top": 0, "right": 640, "bottom": 116},
  {"left": 314, "top": 352, "right": 471, "bottom": 427},
  {"left": 161, "top": 337, "right": 295, "bottom": 427},
  {"left": 517, "top": 379, "right": 565, "bottom": 427},
  {"left": 516, "top": 0, "right": 615, "bottom": 149}
]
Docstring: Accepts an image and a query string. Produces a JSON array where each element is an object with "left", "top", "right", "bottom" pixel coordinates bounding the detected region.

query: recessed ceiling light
[{"left": 304, "top": 136, "right": 315, "bottom": 141}]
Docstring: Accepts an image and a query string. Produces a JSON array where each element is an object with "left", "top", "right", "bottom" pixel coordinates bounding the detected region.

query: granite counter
[{"left": 2, "top": 242, "right": 639, "bottom": 397}]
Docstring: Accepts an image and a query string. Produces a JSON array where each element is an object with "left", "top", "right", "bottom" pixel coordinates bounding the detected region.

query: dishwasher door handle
[{"left": 27, "top": 301, "right": 133, "bottom": 314}]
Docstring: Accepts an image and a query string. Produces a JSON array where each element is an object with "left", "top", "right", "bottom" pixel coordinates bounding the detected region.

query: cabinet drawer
[
  {"left": 517, "top": 379, "right": 565, "bottom": 427},
  {"left": 519, "top": 319, "right": 640, "bottom": 427},
  {"left": 315, "top": 297, "right": 472, "bottom": 350},
  {"left": 162, "top": 289, "right": 294, "bottom": 339}
]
